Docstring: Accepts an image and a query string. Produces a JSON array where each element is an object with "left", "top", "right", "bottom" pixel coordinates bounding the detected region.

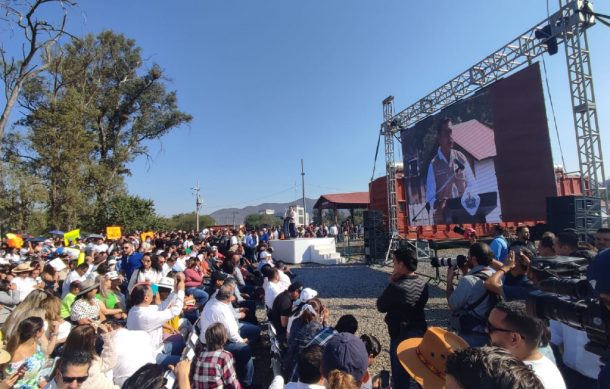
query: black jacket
[{"left": 376, "top": 274, "right": 428, "bottom": 338}]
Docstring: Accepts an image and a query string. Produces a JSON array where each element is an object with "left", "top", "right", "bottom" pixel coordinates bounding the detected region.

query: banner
[
  {"left": 106, "top": 226, "right": 122, "bottom": 240},
  {"left": 141, "top": 231, "right": 154, "bottom": 242},
  {"left": 64, "top": 229, "right": 80, "bottom": 246}
]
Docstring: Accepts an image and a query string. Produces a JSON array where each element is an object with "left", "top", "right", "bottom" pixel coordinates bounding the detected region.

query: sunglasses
[
  {"left": 61, "top": 373, "right": 89, "bottom": 384},
  {"left": 486, "top": 321, "right": 517, "bottom": 335}
]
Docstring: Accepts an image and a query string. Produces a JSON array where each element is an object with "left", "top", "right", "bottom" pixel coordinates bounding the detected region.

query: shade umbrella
[
  {"left": 86, "top": 234, "right": 104, "bottom": 239},
  {"left": 49, "top": 230, "right": 64, "bottom": 235}
]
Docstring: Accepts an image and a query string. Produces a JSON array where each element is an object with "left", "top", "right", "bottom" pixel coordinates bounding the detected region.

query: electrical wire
[
  {"left": 541, "top": 56, "right": 567, "bottom": 170},
  {"left": 371, "top": 132, "right": 381, "bottom": 182},
  {"left": 544, "top": 0, "right": 567, "bottom": 169}
]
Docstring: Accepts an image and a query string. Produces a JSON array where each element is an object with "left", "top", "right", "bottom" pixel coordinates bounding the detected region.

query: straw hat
[
  {"left": 76, "top": 278, "right": 100, "bottom": 296},
  {"left": 11, "top": 262, "right": 34, "bottom": 274},
  {"left": 397, "top": 327, "right": 469, "bottom": 389}
]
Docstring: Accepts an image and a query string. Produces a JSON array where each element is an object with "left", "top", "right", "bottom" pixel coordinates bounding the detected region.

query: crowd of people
[{"left": 0, "top": 224, "right": 607, "bottom": 389}]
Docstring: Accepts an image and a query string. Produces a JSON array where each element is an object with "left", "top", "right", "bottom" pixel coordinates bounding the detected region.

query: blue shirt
[
  {"left": 121, "top": 252, "right": 143, "bottom": 280},
  {"left": 490, "top": 236, "right": 508, "bottom": 262},
  {"left": 502, "top": 273, "right": 534, "bottom": 301},
  {"left": 588, "top": 249, "right": 610, "bottom": 296}
]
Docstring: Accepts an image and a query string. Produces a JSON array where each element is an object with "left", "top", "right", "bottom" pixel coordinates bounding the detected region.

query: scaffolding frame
[{"left": 381, "top": 0, "right": 606, "bottom": 240}]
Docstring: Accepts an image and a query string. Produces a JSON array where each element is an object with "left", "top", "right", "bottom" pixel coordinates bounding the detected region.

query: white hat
[
  {"left": 300, "top": 288, "right": 318, "bottom": 302},
  {"left": 259, "top": 251, "right": 268, "bottom": 260},
  {"left": 157, "top": 277, "right": 175, "bottom": 291},
  {"left": 105, "top": 271, "right": 119, "bottom": 280}
]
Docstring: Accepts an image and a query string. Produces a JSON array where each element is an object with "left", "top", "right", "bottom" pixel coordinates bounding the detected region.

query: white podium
[{"left": 269, "top": 238, "right": 342, "bottom": 265}]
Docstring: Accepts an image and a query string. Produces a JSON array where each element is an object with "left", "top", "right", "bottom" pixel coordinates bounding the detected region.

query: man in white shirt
[
  {"left": 199, "top": 282, "right": 255, "bottom": 387},
  {"left": 10, "top": 263, "right": 43, "bottom": 302},
  {"left": 61, "top": 263, "right": 88, "bottom": 298},
  {"left": 107, "top": 322, "right": 156, "bottom": 387},
  {"left": 126, "top": 273, "right": 185, "bottom": 368},
  {"left": 488, "top": 301, "right": 566, "bottom": 389},
  {"left": 263, "top": 267, "right": 287, "bottom": 310},
  {"left": 550, "top": 320, "right": 601, "bottom": 387}
]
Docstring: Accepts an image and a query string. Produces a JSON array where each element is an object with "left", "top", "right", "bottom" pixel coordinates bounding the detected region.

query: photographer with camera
[
  {"left": 446, "top": 242, "right": 496, "bottom": 347},
  {"left": 376, "top": 247, "right": 428, "bottom": 389},
  {"left": 484, "top": 247, "right": 535, "bottom": 301}
]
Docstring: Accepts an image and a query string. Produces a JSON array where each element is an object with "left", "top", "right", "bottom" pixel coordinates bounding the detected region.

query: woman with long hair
[
  {"left": 39, "top": 296, "right": 72, "bottom": 344},
  {"left": 96, "top": 273, "right": 127, "bottom": 320},
  {"left": 62, "top": 324, "right": 116, "bottom": 389},
  {"left": 127, "top": 254, "right": 162, "bottom": 294},
  {"left": 284, "top": 298, "right": 329, "bottom": 381},
  {"left": 2, "top": 289, "right": 49, "bottom": 340},
  {"left": 4, "top": 316, "right": 57, "bottom": 388},
  {"left": 40, "top": 264, "right": 59, "bottom": 295},
  {"left": 184, "top": 257, "right": 209, "bottom": 306}
]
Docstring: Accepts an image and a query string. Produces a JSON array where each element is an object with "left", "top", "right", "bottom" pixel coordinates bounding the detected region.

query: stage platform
[{"left": 269, "top": 237, "right": 343, "bottom": 265}]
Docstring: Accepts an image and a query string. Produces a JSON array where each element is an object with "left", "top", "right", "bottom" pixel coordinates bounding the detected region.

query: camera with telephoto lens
[
  {"left": 525, "top": 256, "right": 610, "bottom": 357},
  {"left": 430, "top": 255, "right": 467, "bottom": 269}
]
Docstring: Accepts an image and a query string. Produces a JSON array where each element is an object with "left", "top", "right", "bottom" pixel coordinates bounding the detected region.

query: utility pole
[
  {"left": 192, "top": 181, "right": 202, "bottom": 232},
  {"left": 301, "top": 159, "right": 306, "bottom": 225}
]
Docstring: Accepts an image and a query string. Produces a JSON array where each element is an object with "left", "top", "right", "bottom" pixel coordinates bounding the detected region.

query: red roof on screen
[{"left": 451, "top": 119, "right": 497, "bottom": 160}]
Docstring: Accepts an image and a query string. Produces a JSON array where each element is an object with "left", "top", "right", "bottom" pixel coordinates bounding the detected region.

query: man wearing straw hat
[{"left": 10, "top": 262, "right": 43, "bottom": 302}]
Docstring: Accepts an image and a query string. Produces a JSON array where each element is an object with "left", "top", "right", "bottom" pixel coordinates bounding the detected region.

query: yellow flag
[{"left": 77, "top": 252, "right": 85, "bottom": 266}]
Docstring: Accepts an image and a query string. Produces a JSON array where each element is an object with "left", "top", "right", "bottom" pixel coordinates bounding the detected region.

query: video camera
[
  {"left": 526, "top": 256, "right": 610, "bottom": 357},
  {"left": 430, "top": 255, "right": 468, "bottom": 269}
]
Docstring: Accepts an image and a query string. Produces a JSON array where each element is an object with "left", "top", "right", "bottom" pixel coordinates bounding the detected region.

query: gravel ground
[{"left": 253, "top": 249, "right": 465, "bottom": 387}]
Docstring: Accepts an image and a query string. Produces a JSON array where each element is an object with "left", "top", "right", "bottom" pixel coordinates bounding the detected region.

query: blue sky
[{"left": 9, "top": 0, "right": 610, "bottom": 216}]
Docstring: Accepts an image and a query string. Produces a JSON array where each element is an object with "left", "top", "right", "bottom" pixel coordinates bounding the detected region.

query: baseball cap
[
  {"left": 300, "top": 287, "right": 317, "bottom": 302},
  {"left": 321, "top": 332, "right": 369, "bottom": 381}
]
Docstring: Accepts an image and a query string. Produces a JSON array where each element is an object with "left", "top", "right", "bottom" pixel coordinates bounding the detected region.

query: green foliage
[
  {"left": 100, "top": 194, "right": 167, "bottom": 233},
  {"left": 1, "top": 30, "right": 191, "bottom": 232},
  {"left": 244, "top": 213, "right": 282, "bottom": 229},
  {"left": 162, "top": 213, "right": 216, "bottom": 231}
]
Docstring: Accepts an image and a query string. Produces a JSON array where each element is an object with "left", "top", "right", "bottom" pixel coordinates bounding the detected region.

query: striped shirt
[{"left": 193, "top": 350, "right": 241, "bottom": 389}]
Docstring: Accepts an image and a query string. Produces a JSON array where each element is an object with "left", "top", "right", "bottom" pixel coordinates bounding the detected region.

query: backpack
[{"left": 450, "top": 271, "right": 501, "bottom": 334}]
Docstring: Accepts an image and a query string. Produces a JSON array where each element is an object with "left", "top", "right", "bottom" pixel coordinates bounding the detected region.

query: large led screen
[{"left": 401, "top": 63, "right": 556, "bottom": 226}]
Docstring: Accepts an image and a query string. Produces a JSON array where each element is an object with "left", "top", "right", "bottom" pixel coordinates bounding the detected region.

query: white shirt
[
  {"left": 199, "top": 297, "right": 243, "bottom": 344},
  {"left": 278, "top": 271, "right": 291, "bottom": 289},
  {"left": 264, "top": 279, "right": 287, "bottom": 310},
  {"left": 61, "top": 270, "right": 87, "bottom": 298},
  {"left": 523, "top": 355, "right": 566, "bottom": 389},
  {"left": 126, "top": 290, "right": 185, "bottom": 361},
  {"left": 127, "top": 268, "right": 162, "bottom": 293},
  {"left": 11, "top": 276, "right": 38, "bottom": 302},
  {"left": 112, "top": 328, "right": 156, "bottom": 387},
  {"left": 550, "top": 320, "right": 602, "bottom": 379},
  {"left": 93, "top": 243, "right": 109, "bottom": 254}
]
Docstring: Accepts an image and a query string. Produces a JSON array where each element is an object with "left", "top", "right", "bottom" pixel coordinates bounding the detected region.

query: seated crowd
[{"left": 0, "top": 225, "right": 607, "bottom": 389}]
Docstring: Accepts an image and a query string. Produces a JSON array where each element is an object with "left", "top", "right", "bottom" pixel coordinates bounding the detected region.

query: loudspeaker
[{"left": 546, "top": 196, "right": 602, "bottom": 233}]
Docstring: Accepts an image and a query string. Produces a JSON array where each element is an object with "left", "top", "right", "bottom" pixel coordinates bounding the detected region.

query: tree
[
  {"left": 100, "top": 194, "right": 166, "bottom": 233},
  {"left": 163, "top": 212, "right": 216, "bottom": 231},
  {"left": 244, "top": 213, "right": 282, "bottom": 229},
  {"left": 6, "top": 30, "right": 191, "bottom": 230},
  {"left": 0, "top": 0, "right": 76, "bottom": 141}
]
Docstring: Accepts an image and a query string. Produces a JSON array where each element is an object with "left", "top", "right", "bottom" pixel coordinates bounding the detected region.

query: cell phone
[
  {"left": 163, "top": 370, "right": 176, "bottom": 389},
  {"left": 380, "top": 370, "right": 390, "bottom": 388}
]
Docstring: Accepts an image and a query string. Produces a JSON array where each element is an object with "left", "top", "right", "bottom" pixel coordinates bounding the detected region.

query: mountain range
[{"left": 209, "top": 198, "right": 317, "bottom": 225}]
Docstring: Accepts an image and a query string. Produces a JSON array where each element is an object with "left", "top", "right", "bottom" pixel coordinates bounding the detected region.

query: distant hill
[{"left": 210, "top": 198, "right": 317, "bottom": 225}]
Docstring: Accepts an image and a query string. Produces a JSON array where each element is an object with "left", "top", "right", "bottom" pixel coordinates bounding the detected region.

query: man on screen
[{"left": 426, "top": 118, "right": 478, "bottom": 224}]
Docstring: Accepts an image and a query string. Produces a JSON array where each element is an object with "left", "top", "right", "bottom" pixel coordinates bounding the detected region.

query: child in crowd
[
  {"left": 193, "top": 322, "right": 241, "bottom": 388},
  {"left": 60, "top": 281, "right": 80, "bottom": 319}
]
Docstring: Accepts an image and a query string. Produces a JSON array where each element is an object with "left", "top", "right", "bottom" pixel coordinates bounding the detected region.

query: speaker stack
[
  {"left": 363, "top": 210, "right": 388, "bottom": 263},
  {"left": 546, "top": 196, "right": 602, "bottom": 234}
]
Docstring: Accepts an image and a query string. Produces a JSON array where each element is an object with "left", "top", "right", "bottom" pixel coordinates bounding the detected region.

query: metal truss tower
[
  {"left": 382, "top": 0, "right": 607, "bottom": 236},
  {"left": 559, "top": 0, "right": 607, "bottom": 215},
  {"left": 382, "top": 96, "right": 399, "bottom": 258}
]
